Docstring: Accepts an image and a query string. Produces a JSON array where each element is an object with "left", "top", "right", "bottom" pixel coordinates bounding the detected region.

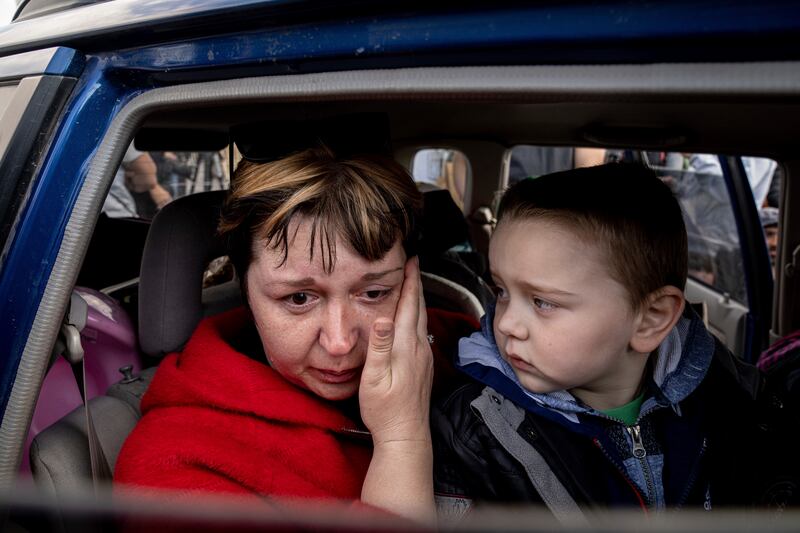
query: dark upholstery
[
  {"left": 418, "top": 189, "right": 494, "bottom": 309},
  {"left": 138, "top": 190, "right": 229, "bottom": 357},
  {"left": 419, "top": 189, "right": 471, "bottom": 256},
  {"left": 29, "top": 369, "right": 157, "bottom": 496}
]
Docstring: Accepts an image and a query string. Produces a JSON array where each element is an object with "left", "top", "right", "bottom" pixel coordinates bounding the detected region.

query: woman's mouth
[{"left": 312, "top": 367, "right": 361, "bottom": 384}]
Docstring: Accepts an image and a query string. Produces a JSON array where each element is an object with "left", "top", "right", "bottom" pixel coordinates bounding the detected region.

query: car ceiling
[{"left": 140, "top": 97, "right": 800, "bottom": 160}]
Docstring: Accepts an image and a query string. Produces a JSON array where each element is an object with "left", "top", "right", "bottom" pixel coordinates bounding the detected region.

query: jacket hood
[
  {"left": 141, "top": 307, "right": 361, "bottom": 433},
  {"left": 457, "top": 303, "right": 716, "bottom": 427},
  {"left": 117, "top": 307, "right": 372, "bottom": 500}
]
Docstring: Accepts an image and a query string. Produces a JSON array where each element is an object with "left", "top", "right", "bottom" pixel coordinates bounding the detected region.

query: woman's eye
[
  {"left": 281, "top": 292, "right": 318, "bottom": 312},
  {"left": 289, "top": 292, "right": 309, "bottom": 305},
  {"left": 533, "top": 297, "right": 557, "bottom": 311},
  {"left": 362, "top": 288, "right": 391, "bottom": 301}
]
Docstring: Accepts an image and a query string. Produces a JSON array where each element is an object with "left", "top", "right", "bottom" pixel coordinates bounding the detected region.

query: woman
[{"left": 114, "top": 145, "right": 476, "bottom": 522}]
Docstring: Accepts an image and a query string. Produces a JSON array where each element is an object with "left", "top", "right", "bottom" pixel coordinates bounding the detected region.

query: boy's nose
[
  {"left": 495, "top": 305, "right": 528, "bottom": 341},
  {"left": 319, "top": 301, "right": 358, "bottom": 356}
]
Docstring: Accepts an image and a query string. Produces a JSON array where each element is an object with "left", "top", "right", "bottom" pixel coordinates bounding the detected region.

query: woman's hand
[
  {"left": 358, "top": 256, "right": 435, "bottom": 523},
  {"left": 359, "top": 256, "right": 433, "bottom": 444}
]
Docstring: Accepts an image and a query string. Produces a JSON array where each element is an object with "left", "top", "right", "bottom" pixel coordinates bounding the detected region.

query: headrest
[
  {"left": 419, "top": 189, "right": 470, "bottom": 256},
  {"left": 138, "top": 190, "right": 228, "bottom": 357}
]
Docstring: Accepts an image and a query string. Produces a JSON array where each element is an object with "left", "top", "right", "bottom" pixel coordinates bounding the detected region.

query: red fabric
[
  {"left": 427, "top": 308, "right": 480, "bottom": 400},
  {"left": 115, "top": 307, "right": 372, "bottom": 500},
  {"left": 115, "top": 306, "right": 478, "bottom": 501}
]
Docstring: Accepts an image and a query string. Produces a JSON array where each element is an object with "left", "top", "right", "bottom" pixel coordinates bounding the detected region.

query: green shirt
[{"left": 600, "top": 393, "right": 645, "bottom": 426}]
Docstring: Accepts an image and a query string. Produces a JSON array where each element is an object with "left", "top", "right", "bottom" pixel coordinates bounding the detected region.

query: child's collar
[{"left": 459, "top": 303, "right": 715, "bottom": 424}]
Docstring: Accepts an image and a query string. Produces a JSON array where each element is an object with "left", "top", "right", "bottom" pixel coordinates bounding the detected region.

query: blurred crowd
[{"left": 103, "top": 146, "right": 229, "bottom": 219}]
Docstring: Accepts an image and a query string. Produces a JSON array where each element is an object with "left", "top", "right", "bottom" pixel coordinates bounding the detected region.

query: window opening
[{"left": 412, "top": 148, "right": 470, "bottom": 212}]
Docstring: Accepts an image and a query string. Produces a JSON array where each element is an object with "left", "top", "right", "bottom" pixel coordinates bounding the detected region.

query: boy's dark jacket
[{"left": 433, "top": 305, "right": 797, "bottom": 514}]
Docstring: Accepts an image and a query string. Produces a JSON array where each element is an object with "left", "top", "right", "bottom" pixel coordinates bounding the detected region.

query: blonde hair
[{"left": 218, "top": 145, "right": 421, "bottom": 283}]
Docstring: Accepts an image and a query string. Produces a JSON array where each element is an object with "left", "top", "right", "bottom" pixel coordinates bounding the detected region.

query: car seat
[
  {"left": 30, "top": 190, "right": 235, "bottom": 495},
  {"left": 418, "top": 188, "right": 493, "bottom": 313},
  {"left": 30, "top": 186, "right": 484, "bottom": 495}
]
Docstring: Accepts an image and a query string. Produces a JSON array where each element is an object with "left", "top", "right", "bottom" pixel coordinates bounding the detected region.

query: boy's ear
[{"left": 630, "top": 286, "right": 685, "bottom": 354}]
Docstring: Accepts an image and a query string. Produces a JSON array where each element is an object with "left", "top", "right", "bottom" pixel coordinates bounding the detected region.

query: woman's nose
[{"left": 319, "top": 301, "right": 358, "bottom": 356}]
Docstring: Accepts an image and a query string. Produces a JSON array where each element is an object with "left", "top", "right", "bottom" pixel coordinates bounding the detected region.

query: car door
[{"left": 0, "top": 46, "right": 89, "bottom": 486}]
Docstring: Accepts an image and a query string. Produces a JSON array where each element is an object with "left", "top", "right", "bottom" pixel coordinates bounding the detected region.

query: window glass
[
  {"left": 411, "top": 148, "right": 470, "bottom": 211},
  {"left": 645, "top": 152, "right": 779, "bottom": 305},
  {"left": 508, "top": 145, "right": 607, "bottom": 186},
  {"left": 103, "top": 145, "right": 230, "bottom": 220}
]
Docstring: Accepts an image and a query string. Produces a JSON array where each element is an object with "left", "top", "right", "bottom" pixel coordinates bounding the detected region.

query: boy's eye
[
  {"left": 492, "top": 285, "right": 508, "bottom": 299},
  {"left": 533, "top": 297, "right": 557, "bottom": 311}
]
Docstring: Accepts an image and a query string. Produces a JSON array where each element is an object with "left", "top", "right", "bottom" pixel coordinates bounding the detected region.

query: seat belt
[{"left": 57, "top": 291, "right": 113, "bottom": 491}]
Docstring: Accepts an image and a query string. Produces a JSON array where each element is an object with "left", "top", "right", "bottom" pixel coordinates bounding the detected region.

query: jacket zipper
[
  {"left": 592, "top": 438, "right": 650, "bottom": 513},
  {"left": 626, "top": 425, "right": 656, "bottom": 506}
]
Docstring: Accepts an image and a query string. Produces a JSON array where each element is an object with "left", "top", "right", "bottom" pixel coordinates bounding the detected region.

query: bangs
[{"left": 221, "top": 147, "right": 420, "bottom": 278}]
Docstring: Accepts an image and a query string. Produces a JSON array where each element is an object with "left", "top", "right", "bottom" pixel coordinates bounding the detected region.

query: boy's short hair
[{"left": 497, "top": 162, "right": 687, "bottom": 309}]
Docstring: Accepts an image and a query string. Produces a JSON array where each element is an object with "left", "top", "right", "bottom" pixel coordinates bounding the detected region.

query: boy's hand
[{"left": 359, "top": 257, "right": 433, "bottom": 445}]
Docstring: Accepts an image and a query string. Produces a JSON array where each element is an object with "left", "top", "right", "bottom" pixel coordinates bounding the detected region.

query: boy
[{"left": 433, "top": 163, "right": 780, "bottom": 521}]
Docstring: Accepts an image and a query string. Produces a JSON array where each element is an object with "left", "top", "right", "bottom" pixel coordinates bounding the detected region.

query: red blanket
[{"left": 115, "top": 306, "right": 478, "bottom": 500}]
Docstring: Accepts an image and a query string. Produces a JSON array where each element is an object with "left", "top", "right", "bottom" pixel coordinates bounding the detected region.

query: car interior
[{"left": 8, "top": 63, "right": 799, "bottom": 504}]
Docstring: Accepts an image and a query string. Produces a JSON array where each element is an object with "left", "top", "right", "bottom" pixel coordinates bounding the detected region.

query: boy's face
[{"left": 490, "top": 218, "right": 646, "bottom": 409}]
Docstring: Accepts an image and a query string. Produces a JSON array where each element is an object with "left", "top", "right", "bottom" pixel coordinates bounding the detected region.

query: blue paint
[
  {"left": 100, "top": 1, "right": 800, "bottom": 72},
  {"left": 3, "top": 1, "right": 800, "bottom": 63},
  {"left": 0, "top": 57, "right": 142, "bottom": 416}
]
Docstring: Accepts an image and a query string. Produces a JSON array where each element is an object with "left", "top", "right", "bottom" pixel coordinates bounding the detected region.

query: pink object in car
[{"left": 18, "top": 286, "right": 141, "bottom": 479}]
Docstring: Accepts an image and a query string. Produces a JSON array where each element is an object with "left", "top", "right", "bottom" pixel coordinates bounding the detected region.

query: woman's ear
[{"left": 630, "top": 286, "right": 685, "bottom": 354}]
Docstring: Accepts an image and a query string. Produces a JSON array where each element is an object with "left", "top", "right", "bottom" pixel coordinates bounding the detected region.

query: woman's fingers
[
  {"left": 415, "top": 259, "right": 428, "bottom": 342},
  {"left": 394, "top": 257, "right": 421, "bottom": 337},
  {"left": 361, "top": 319, "right": 395, "bottom": 388},
  {"left": 362, "top": 256, "right": 425, "bottom": 393}
]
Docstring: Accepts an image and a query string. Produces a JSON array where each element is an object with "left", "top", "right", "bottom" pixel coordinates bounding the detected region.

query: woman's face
[{"left": 246, "top": 216, "right": 407, "bottom": 401}]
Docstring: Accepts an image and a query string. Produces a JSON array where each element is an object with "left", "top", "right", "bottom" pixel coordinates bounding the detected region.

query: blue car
[{"left": 0, "top": 0, "right": 799, "bottom": 528}]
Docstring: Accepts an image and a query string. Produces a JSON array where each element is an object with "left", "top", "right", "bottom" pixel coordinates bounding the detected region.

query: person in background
[
  {"left": 688, "top": 154, "right": 777, "bottom": 208},
  {"left": 103, "top": 145, "right": 172, "bottom": 219},
  {"left": 150, "top": 151, "right": 195, "bottom": 199},
  {"left": 760, "top": 206, "right": 779, "bottom": 274}
]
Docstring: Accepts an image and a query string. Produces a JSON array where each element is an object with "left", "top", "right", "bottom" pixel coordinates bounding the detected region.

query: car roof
[
  {"left": 2, "top": 0, "right": 800, "bottom": 62},
  {"left": 3, "top": 1, "right": 799, "bottom": 160},
  {"left": 12, "top": 0, "right": 104, "bottom": 22}
]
